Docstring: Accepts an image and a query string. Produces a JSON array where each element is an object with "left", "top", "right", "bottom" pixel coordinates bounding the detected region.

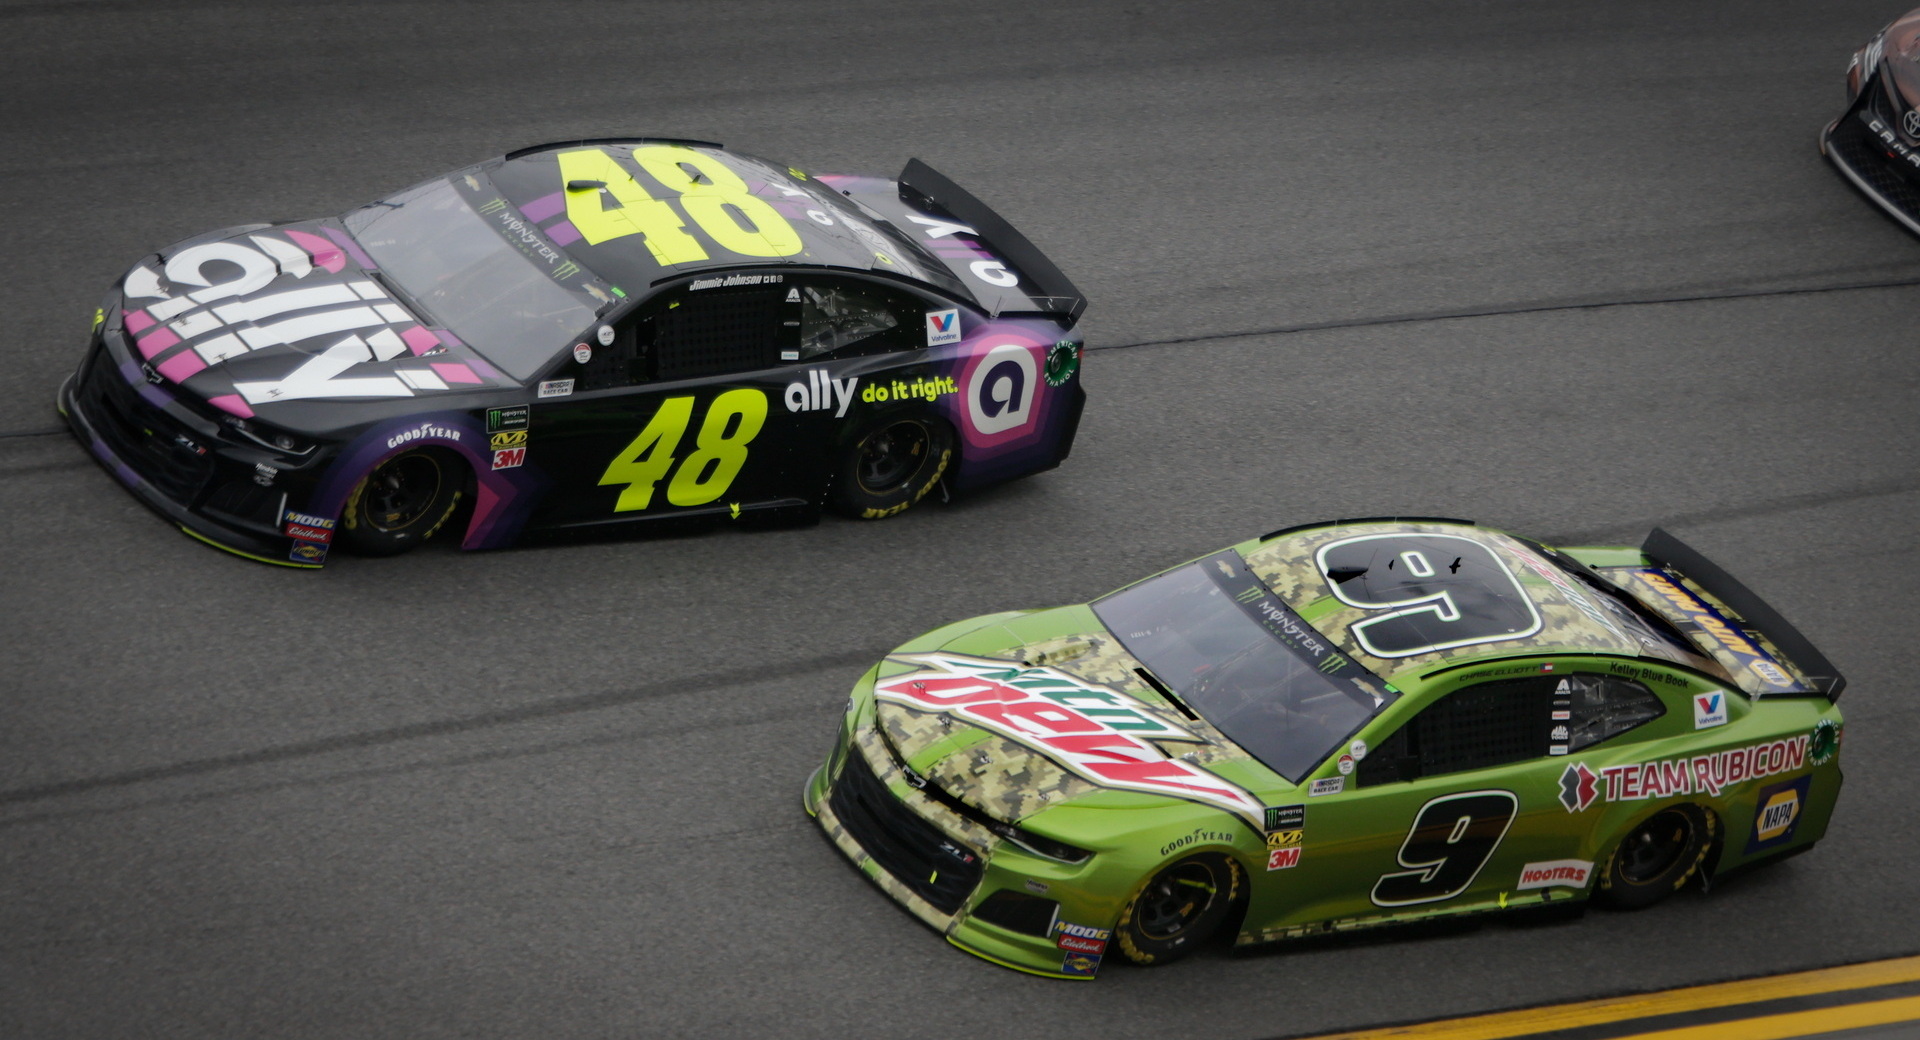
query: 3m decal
[
  {"left": 1315, "top": 534, "right": 1543, "bottom": 658},
  {"left": 1693, "top": 691, "right": 1728, "bottom": 729},
  {"left": 965, "top": 343, "right": 1037, "bottom": 436},
  {"left": 1267, "top": 846, "right": 1302, "bottom": 871},
  {"left": 1516, "top": 859, "right": 1592, "bottom": 890},
  {"left": 1371, "top": 791, "right": 1519, "bottom": 907},
  {"left": 1555, "top": 734, "right": 1810, "bottom": 813},
  {"left": 873, "top": 653, "right": 1264, "bottom": 826},
  {"left": 492, "top": 447, "right": 526, "bottom": 470},
  {"left": 1745, "top": 775, "right": 1810, "bottom": 854},
  {"left": 557, "top": 145, "right": 802, "bottom": 262},
  {"left": 598, "top": 389, "right": 768, "bottom": 512},
  {"left": 926, "top": 308, "right": 960, "bottom": 347},
  {"left": 783, "top": 369, "right": 856, "bottom": 417}
]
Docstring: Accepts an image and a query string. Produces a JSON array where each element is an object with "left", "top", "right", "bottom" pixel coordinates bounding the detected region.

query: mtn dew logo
[{"left": 875, "top": 653, "right": 1265, "bottom": 826}]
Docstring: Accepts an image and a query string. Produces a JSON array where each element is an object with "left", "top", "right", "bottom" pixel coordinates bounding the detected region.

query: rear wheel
[
  {"left": 1115, "top": 854, "right": 1241, "bottom": 965},
  {"left": 1598, "top": 804, "right": 1715, "bottom": 910},
  {"left": 341, "top": 447, "right": 465, "bottom": 556},
  {"left": 830, "top": 416, "right": 951, "bottom": 519}
]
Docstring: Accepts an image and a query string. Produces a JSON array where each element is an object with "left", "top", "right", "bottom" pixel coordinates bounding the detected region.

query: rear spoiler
[
  {"left": 897, "top": 159, "right": 1087, "bottom": 323},
  {"left": 1641, "top": 528, "right": 1846, "bottom": 699}
]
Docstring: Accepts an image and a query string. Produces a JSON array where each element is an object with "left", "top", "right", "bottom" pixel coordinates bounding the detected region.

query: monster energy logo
[
  {"left": 1235, "top": 586, "right": 1263, "bottom": 604},
  {"left": 478, "top": 197, "right": 508, "bottom": 214},
  {"left": 1318, "top": 652, "right": 1348, "bottom": 674},
  {"left": 554, "top": 260, "right": 580, "bottom": 279}
]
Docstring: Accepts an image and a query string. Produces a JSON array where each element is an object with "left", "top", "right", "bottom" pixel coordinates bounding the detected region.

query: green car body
[{"left": 803, "top": 519, "right": 1845, "bottom": 980}]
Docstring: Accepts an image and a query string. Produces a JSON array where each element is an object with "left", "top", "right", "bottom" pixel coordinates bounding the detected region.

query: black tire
[
  {"left": 1115, "top": 854, "right": 1241, "bottom": 966},
  {"left": 1598, "top": 804, "right": 1716, "bottom": 910},
  {"left": 341, "top": 447, "right": 466, "bottom": 556},
  {"left": 830, "top": 416, "right": 952, "bottom": 520}
]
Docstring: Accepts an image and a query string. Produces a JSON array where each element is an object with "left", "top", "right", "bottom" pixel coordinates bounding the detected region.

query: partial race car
[
  {"left": 60, "top": 139, "right": 1086, "bottom": 567},
  {"left": 1821, "top": 9, "right": 1920, "bottom": 235},
  {"left": 805, "top": 519, "right": 1844, "bottom": 979}
]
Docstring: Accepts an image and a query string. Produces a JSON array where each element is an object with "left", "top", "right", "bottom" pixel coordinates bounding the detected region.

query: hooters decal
[{"left": 874, "top": 653, "right": 1265, "bottom": 826}]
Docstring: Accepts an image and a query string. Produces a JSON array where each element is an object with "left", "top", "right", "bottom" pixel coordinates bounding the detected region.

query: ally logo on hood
[{"left": 874, "top": 653, "right": 1266, "bottom": 827}]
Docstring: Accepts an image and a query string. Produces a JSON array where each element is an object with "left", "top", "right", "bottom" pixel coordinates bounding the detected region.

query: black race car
[
  {"left": 60, "top": 139, "right": 1086, "bottom": 566},
  {"left": 1821, "top": 10, "right": 1920, "bottom": 235}
]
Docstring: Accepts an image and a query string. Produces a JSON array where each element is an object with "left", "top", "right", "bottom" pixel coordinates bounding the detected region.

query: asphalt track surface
[{"left": 3, "top": 2, "right": 1918, "bottom": 1038}]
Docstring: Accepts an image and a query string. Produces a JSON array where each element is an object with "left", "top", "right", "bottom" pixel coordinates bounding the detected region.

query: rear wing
[{"left": 1626, "top": 528, "right": 1845, "bottom": 700}]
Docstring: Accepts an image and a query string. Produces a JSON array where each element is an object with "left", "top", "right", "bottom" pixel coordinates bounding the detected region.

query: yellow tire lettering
[
  {"left": 632, "top": 145, "right": 803, "bottom": 258},
  {"left": 598, "top": 396, "right": 695, "bottom": 511},
  {"left": 667, "top": 388, "right": 767, "bottom": 506},
  {"left": 557, "top": 148, "right": 707, "bottom": 264}
]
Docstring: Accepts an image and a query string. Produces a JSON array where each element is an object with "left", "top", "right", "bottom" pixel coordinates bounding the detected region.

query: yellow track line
[
  {"left": 1628, "top": 994, "right": 1920, "bottom": 1040},
  {"left": 1295, "top": 955, "right": 1920, "bottom": 1039}
]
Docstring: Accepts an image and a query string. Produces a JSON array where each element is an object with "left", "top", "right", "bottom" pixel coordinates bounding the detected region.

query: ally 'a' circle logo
[{"left": 966, "top": 343, "right": 1037, "bottom": 436}]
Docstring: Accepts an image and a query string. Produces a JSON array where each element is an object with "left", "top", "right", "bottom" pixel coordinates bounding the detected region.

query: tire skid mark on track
[
  {"left": 1093, "top": 274, "right": 1920, "bottom": 352},
  {"left": 0, "top": 648, "right": 884, "bottom": 812},
  {"left": 0, "top": 701, "right": 840, "bottom": 832}
]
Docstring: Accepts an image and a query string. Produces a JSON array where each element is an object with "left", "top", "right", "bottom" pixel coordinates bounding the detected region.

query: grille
[
  {"left": 829, "top": 750, "right": 982, "bottom": 915},
  {"left": 76, "top": 351, "right": 215, "bottom": 502},
  {"left": 1828, "top": 110, "right": 1920, "bottom": 224},
  {"left": 203, "top": 479, "right": 285, "bottom": 533},
  {"left": 969, "top": 889, "right": 1059, "bottom": 937}
]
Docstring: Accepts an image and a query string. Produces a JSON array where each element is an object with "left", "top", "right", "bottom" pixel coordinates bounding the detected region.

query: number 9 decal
[
  {"left": 1316, "top": 534, "right": 1542, "bottom": 658},
  {"left": 1371, "top": 790, "right": 1518, "bottom": 907}
]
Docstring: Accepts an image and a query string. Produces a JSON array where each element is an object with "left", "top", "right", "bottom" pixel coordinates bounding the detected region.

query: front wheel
[
  {"left": 1598, "top": 804, "right": 1715, "bottom": 910},
  {"left": 341, "top": 447, "right": 466, "bottom": 556},
  {"left": 829, "top": 416, "right": 952, "bottom": 520},
  {"left": 1115, "top": 854, "right": 1241, "bottom": 965}
]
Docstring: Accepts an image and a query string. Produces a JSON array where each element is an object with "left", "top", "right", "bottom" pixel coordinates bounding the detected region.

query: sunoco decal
[
  {"left": 1557, "top": 734, "right": 1809, "bottom": 813},
  {"left": 874, "top": 653, "right": 1265, "bottom": 826}
]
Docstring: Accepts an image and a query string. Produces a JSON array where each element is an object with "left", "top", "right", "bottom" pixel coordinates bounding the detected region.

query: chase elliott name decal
[{"left": 875, "top": 653, "right": 1265, "bottom": 826}]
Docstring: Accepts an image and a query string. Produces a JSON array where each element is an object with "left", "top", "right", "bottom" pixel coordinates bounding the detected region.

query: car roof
[
  {"left": 478, "top": 139, "right": 965, "bottom": 301},
  {"left": 1238, "top": 519, "right": 1689, "bottom": 684}
]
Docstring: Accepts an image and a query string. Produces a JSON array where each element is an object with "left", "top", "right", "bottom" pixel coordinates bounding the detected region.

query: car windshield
[
  {"left": 344, "top": 177, "right": 598, "bottom": 382},
  {"left": 1092, "top": 550, "right": 1396, "bottom": 783}
]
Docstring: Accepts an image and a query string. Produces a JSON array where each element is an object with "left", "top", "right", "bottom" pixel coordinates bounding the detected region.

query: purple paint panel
[
  {"left": 156, "top": 350, "right": 208, "bottom": 384},
  {"left": 207, "top": 394, "right": 254, "bottom": 418},
  {"left": 400, "top": 325, "right": 441, "bottom": 355},
  {"left": 286, "top": 229, "right": 346, "bottom": 273},
  {"left": 545, "top": 220, "right": 582, "bottom": 246},
  {"left": 520, "top": 192, "right": 565, "bottom": 222},
  {"left": 430, "top": 362, "right": 482, "bottom": 385},
  {"left": 322, "top": 227, "right": 377, "bottom": 271},
  {"left": 137, "top": 382, "right": 172, "bottom": 409},
  {"left": 136, "top": 327, "right": 181, "bottom": 359},
  {"left": 465, "top": 357, "right": 501, "bottom": 380},
  {"left": 124, "top": 309, "right": 157, "bottom": 335}
]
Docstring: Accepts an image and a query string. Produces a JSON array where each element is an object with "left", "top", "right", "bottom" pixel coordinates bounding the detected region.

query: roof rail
[
  {"left": 504, "top": 138, "right": 725, "bottom": 160},
  {"left": 1260, "top": 516, "right": 1476, "bottom": 541}
]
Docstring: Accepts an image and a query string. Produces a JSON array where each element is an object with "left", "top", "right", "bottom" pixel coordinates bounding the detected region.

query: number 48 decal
[
  {"left": 1371, "top": 790, "right": 1519, "bottom": 907},
  {"left": 599, "top": 389, "right": 768, "bottom": 511}
]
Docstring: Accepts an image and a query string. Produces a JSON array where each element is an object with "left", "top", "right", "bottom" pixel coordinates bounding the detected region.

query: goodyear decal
[
  {"left": 874, "top": 653, "right": 1265, "bottom": 826},
  {"left": 1619, "top": 568, "right": 1800, "bottom": 693}
]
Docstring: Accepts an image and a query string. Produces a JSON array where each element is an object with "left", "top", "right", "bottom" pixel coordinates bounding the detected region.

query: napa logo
[
  {"left": 925, "top": 308, "right": 961, "bottom": 346},
  {"left": 1745, "top": 775, "right": 1810, "bottom": 854},
  {"left": 1693, "top": 691, "right": 1728, "bottom": 729}
]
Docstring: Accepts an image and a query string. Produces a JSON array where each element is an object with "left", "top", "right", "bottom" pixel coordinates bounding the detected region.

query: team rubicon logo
[
  {"left": 873, "top": 653, "right": 1264, "bottom": 826},
  {"left": 1558, "top": 734, "right": 1809, "bottom": 814}
]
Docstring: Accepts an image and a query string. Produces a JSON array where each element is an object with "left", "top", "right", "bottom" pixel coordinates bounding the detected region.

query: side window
[
  {"left": 796, "top": 279, "right": 924, "bottom": 360},
  {"left": 651, "top": 282, "right": 793, "bottom": 382},
  {"left": 1356, "top": 673, "right": 1664, "bottom": 787}
]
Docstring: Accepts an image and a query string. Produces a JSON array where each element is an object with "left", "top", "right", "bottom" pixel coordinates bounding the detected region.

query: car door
[{"left": 1264, "top": 666, "right": 1665, "bottom": 932}]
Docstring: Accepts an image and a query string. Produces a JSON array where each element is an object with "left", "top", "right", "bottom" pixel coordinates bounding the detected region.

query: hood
[
  {"left": 871, "top": 606, "right": 1273, "bottom": 829},
  {"left": 118, "top": 221, "right": 512, "bottom": 427}
]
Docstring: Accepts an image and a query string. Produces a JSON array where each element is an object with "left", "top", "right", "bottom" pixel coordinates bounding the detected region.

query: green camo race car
[{"left": 803, "top": 518, "right": 1845, "bottom": 979}]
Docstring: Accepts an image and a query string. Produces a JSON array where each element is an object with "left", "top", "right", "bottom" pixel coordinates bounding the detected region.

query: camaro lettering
[{"left": 875, "top": 653, "right": 1264, "bottom": 825}]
